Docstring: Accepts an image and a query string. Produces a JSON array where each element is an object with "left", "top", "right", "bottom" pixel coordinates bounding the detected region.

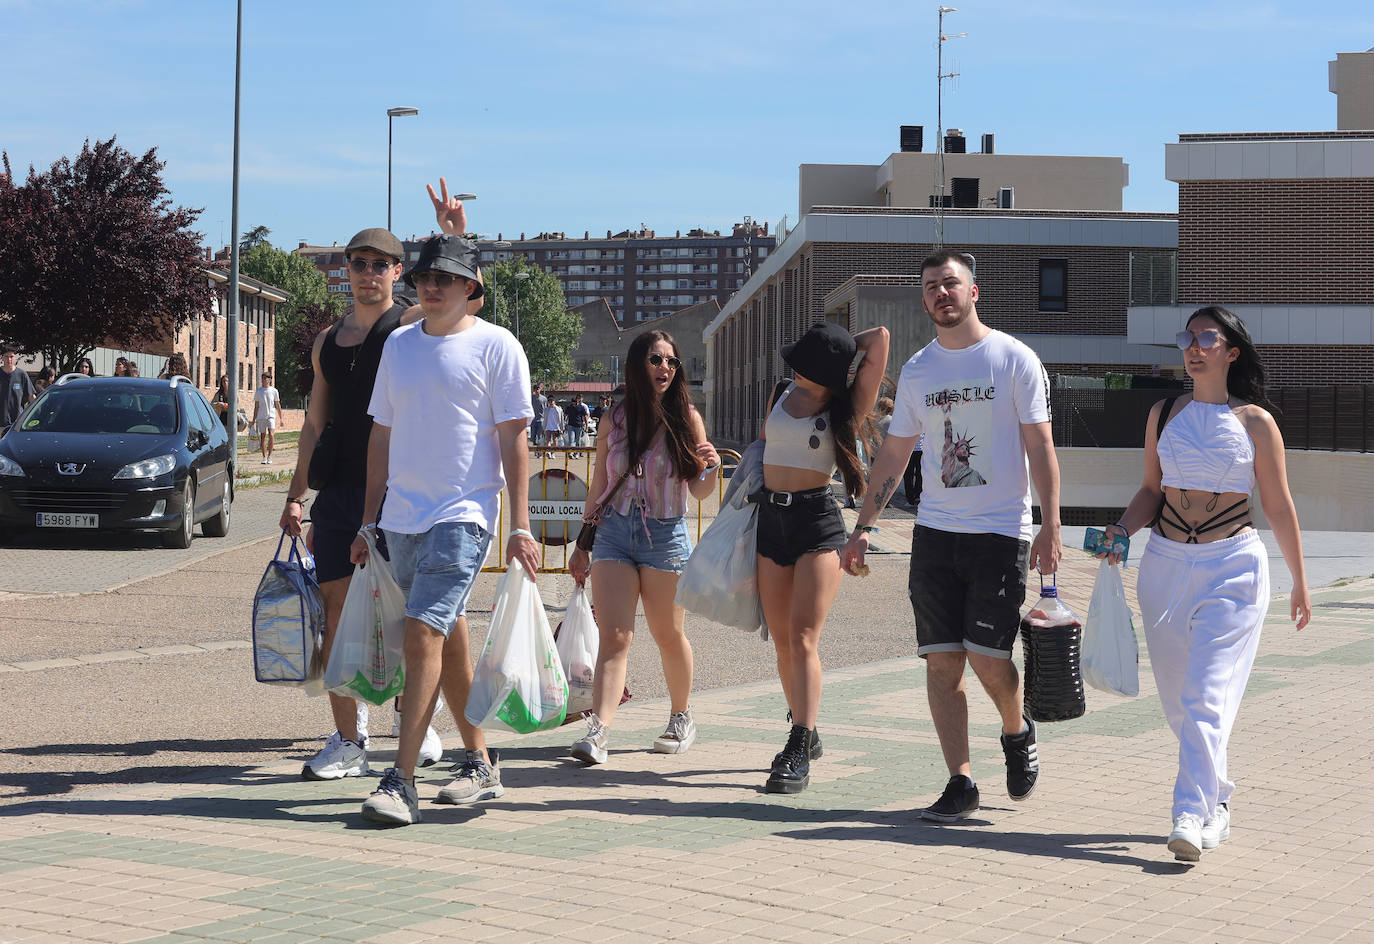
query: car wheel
[
  {"left": 163, "top": 480, "right": 195, "bottom": 548},
  {"left": 202, "top": 478, "right": 231, "bottom": 538}
]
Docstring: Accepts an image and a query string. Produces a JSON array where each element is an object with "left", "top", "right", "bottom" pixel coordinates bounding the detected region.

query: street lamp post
[
  {"left": 513, "top": 272, "right": 531, "bottom": 341},
  {"left": 386, "top": 106, "right": 419, "bottom": 231}
]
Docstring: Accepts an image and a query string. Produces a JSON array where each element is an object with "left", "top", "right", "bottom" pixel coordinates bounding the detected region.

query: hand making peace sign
[{"left": 427, "top": 177, "right": 468, "bottom": 236}]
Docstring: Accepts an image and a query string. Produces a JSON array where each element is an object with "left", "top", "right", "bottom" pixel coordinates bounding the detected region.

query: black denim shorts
[
  {"left": 310, "top": 485, "right": 387, "bottom": 584},
  {"left": 908, "top": 524, "right": 1029, "bottom": 659},
  {"left": 754, "top": 486, "right": 848, "bottom": 567}
]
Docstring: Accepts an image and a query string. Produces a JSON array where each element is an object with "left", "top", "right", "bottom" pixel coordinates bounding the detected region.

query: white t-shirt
[
  {"left": 253, "top": 386, "right": 280, "bottom": 426},
  {"left": 543, "top": 402, "right": 563, "bottom": 432},
  {"left": 888, "top": 329, "right": 1051, "bottom": 541},
  {"left": 369, "top": 318, "right": 533, "bottom": 534}
]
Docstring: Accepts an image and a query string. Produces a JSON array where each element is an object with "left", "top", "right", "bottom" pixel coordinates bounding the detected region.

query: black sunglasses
[
  {"left": 648, "top": 353, "right": 681, "bottom": 370},
  {"left": 412, "top": 271, "right": 466, "bottom": 290},
  {"left": 348, "top": 258, "right": 396, "bottom": 275}
]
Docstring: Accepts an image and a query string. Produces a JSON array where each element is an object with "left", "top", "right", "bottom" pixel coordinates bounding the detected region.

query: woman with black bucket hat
[{"left": 756, "top": 321, "right": 888, "bottom": 794}]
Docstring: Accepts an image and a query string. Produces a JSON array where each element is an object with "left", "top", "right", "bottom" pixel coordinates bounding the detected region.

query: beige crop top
[{"left": 762, "top": 384, "right": 837, "bottom": 475}]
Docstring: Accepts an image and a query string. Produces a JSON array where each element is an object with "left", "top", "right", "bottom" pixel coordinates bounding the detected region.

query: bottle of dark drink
[{"left": 1020, "top": 579, "right": 1085, "bottom": 722}]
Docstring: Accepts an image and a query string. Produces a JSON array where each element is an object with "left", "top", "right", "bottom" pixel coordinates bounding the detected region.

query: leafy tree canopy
[
  {"left": 0, "top": 137, "right": 211, "bottom": 372},
  {"left": 239, "top": 224, "right": 271, "bottom": 252},
  {"left": 476, "top": 258, "right": 582, "bottom": 386}
]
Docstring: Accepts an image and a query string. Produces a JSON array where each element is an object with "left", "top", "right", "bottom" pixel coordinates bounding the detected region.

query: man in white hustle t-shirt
[
  {"left": 349, "top": 233, "right": 538, "bottom": 826},
  {"left": 251, "top": 372, "right": 284, "bottom": 464},
  {"left": 841, "top": 249, "right": 1062, "bottom": 824}
]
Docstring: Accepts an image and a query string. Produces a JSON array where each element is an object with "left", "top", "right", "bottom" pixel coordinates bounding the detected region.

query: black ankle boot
[
  {"left": 783, "top": 710, "right": 823, "bottom": 760},
  {"left": 765, "top": 724, "right": 813, "bottom": 794}
]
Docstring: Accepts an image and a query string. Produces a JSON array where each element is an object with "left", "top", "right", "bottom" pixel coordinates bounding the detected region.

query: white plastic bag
[
  {"left": 465, "top": 559, "right": 569, "bottom": 733},
  {"left": 324, "top": 530, "right": 407, "bottom": 705},
  {"left": 1082, "top": 559, "right": 1140, "bottom": 697},
  {"left": 556, "top": 586, "right": 599, "bottom": 716},
  {"left": 675, "top": 498, "right": 764, "bottom": 634}
]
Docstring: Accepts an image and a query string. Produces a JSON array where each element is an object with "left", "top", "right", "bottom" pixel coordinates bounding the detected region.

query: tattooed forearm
[{"left": 872, "top": 476, "right": 897, "bottom": 512}]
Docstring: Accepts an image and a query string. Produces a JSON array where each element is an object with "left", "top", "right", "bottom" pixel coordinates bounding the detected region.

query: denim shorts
[
  {"left": 754, "top": 486, "right": 847, "bottom": 567},
  {"left": 591, "top": 507, "right": 693, "bottom": 574},
  {"left": 383, "top": 521, "right": 491, "bottom": 635},
  {"left": 908, "top": 525, "right": 1030, "bottom": 659}
]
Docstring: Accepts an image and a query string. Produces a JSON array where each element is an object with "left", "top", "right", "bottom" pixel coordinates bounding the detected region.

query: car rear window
[{"left": 21, "top": 387, "right": 180, "bottom": 435}]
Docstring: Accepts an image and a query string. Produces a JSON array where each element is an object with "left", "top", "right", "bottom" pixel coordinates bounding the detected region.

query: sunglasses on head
[
  {"left": 412, "top": 271, "right": 466, "bottom": 290},
  {"left": 1176, "top": 328, "right": 1223, "bottom": 350},
  {"left": 648, "top": 353, "right": 681, "bottom": 370},
  {"left": 348, "top": 258, "right": 396, "bottom": 275}
]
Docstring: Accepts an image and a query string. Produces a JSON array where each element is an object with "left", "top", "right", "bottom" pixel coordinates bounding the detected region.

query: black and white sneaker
[
  {"left": 920, "top": 775, "right": 980, "bottom": 823},
  {"left": 1000, "top": 715, "right": 1039, "bottom": 801}
]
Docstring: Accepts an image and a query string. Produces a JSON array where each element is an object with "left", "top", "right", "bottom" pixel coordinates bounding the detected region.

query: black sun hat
[
  {"left": 403, "top": 234, "right": 485, "bottom": 299},
  {"left": 781, "top": 322, "right": 857, "bottom": 392}
]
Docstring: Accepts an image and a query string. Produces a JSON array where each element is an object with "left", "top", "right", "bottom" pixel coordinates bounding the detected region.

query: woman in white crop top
[
  {"left": 756, "top": 321, "right": 889, "bottom": 795},
  {"left": 1096, "top": 306, "right": 1309, "bottom": 863}
]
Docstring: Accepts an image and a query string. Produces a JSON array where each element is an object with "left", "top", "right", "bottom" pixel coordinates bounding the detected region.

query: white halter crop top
[
  {"left": 762, "top": 384, "right": 837, "bottom": 476},
  {"left": 1158, "top": 399, "right": 1256, "bottom": 494}
]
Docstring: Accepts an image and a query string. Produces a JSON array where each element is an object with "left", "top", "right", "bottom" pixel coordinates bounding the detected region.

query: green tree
[
  {"left": 477, "top": 258, "right": 582, "bottom": 385},
  {"left": 239, "top": 241, "right": 343, "bottom": 402},
  {"left": 239, "top": 224, "right": 271, "bottom": 252}
]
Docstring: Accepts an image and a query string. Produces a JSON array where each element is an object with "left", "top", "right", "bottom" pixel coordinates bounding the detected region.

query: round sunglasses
[
  {"left": 347, "top": 258, "right": 396, "bottom": 276},
  {"left": 648, "top": 353, "right": 682, "bottom": 370},
  {"left": 1176, "top": 328, "right": 1223, "bottom": 350}
]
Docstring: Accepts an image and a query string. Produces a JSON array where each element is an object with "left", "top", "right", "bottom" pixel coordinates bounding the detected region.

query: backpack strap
[{"left": 1150, "top": 397, "right": 1179, "bottom": 529}]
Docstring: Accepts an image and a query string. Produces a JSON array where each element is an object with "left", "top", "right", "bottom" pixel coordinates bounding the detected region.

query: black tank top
[{"left": 318, "top": 301, "right": 407, "bottom": 486}]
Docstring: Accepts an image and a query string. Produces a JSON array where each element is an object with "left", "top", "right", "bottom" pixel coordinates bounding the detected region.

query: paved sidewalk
[{"left": 2, "top": 531, "right": 1372, "bottom": 942}]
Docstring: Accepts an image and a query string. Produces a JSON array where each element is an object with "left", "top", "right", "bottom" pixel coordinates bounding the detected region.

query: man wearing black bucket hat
[
  {"left": 350, "top": 227, "right": 538, "bottom": 826},
  {"left": 842, "top": 249, "right": 1062, "bottom": 823}
]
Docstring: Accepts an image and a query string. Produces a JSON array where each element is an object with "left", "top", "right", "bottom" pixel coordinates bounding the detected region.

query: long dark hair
[
  {"left": 1187, "top": 306, "right": 1273, "bottom": 411},
  {"left": 617, "top": 330, "right": 700, "bottom": 479}
]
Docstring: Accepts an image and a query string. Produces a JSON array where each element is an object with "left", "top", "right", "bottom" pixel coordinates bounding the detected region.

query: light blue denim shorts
[
  {"left": 383, "top": 521, "right": 491, "bottom": 635},
  {"left": 591, "top": 507, "right": 693, "bottom": 574}
]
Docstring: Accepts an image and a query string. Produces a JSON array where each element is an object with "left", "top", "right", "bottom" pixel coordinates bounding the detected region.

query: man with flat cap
[
  {"left": 350, "top": 228, "right": 539, "bottom": 826},
  {"left": 281, "top": 181, "right": 471, "bottom": 781}
]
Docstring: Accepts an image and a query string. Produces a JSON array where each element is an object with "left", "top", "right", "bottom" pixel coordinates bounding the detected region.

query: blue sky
[{"left": 2, "top": 1, "right": 1371, "bottom": 251}]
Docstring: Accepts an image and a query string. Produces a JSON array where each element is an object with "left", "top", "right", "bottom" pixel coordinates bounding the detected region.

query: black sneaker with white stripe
[{"left": 1000, "top": 715, "right": 1039, "bottom": 801}]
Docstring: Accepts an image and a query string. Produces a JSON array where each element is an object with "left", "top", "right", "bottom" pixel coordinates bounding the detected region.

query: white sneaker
[
  {"left": 418, "top": 725, "right": 443, "bottom": 768},
  {"left": 1168, "top": 813, "right": 1204, "bottom": 861},
  {"left": 391, "top": 693, "right": 444, "bottom": 737},
  {"left": 571, "top": 714, "right": 609, "bottom": 765},
  {"left": 652, "top": 708, "right": 697, "bottom": 754},
  {"left": 1201, "top": 803, "right": 1230, "bottom": 849},
  {"left": 355, "top": 702, "right": 370, "bottom": 749},
  {"left": 301, "top": 732, "right": 369, "bottom": 781}
]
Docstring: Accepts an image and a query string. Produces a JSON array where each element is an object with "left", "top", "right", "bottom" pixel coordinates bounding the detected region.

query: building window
[{"left": 1039, "top": 259, "right": 1067, "bottom": 313}]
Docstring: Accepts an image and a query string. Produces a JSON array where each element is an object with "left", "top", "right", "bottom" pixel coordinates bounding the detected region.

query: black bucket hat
[
  {"left": 403, "top": 234, "right": 485, "bottom": 300},
  {"left": 781, "top": 322, "right": 857, "bottom": 392}
]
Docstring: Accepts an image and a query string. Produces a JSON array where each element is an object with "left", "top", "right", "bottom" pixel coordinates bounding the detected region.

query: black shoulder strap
[
  {"left": 769, "top": 379, "right": 791, "bottom": 411},
  {"left": 1155, "top": 396, "right": 1177, "bottom": 443}
]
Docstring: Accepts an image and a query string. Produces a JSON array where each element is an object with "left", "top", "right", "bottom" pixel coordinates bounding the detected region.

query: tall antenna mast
[{"left": 934, "top": 6, "right": 965, "bottom": 248}]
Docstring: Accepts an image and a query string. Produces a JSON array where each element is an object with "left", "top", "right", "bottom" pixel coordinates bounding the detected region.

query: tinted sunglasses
[
  {"left": 348, "top": 258, "right": 396, "bottom": 275},
  {"left": 1176, "top": 328, "right": 1223, "bottom": 350},
  {"left": 412, "top": 271, "right": 466, "bottom": 289},
  {"left": 648, "top": 353, "right": 682, "bottom": 370}
]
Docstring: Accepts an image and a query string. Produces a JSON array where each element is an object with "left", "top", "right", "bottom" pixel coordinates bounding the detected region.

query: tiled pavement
[{"left": 3, "top": 533, "right": 1373, "bottom": 942}]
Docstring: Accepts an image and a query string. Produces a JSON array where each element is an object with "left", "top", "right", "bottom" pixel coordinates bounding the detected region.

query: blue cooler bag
[{"left": 252, "top": 531, "right": 327, "bottom": 686}]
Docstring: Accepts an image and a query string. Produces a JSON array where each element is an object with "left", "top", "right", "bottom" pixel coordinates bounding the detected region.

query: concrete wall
[
  {"left": 1331, "top": 51, "right": 1374, "bottom": 131},
  {"left": 1048, "top": 447, "right": 1374, "bottom": 532},
  {"left": 879, "top": 153, "right": 1127, "bottom": 212},
  {"left": 799, "top": 163, "right": 882, "bottom": 215}
]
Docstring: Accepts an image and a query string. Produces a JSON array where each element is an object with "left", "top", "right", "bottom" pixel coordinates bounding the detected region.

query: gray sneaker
[
  {"left": 361, "top": 768, "right": 420, "bottom": 825},
  {"left": 434, "top": 749, "right": 504, "bottom": 804},
  {"left": 571, "top": 714, "right": 609, "bottom": 765},
  {"left": 652, "top": 708, "right": 697, "bottom": 754}
]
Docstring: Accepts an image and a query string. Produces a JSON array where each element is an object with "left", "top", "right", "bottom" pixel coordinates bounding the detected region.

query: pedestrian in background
[
  {"left": 542, "top": 396, "right": 563, "bottom": 448},
  {"left": 1, "top": 346, "right": 37, "bottom": 431},
  {"left": 1096, "top": 305, "right": 1310, "bottom": 862},
  {"left": 567, "top": 330, "right": 719, "bottom": 766},
  {"left": 530, "top": 383, "right": 546, "bottom": 445},
  {"left": 252, "top": 371, "right": 284, "bottom": 465}
]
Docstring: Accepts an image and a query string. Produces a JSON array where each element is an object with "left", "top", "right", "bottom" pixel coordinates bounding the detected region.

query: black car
[{"left": 0, "top": 374, "right": 233, "bottom": 547}]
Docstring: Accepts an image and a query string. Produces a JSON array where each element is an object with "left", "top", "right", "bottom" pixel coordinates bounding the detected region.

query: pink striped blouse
[{"left": 601, "top": 407, "right": 690, "bottom": 519}]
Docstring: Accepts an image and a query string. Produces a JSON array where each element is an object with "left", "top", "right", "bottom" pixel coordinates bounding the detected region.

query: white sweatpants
[{"left": 1137, "top": 530, "right": 1269, "bottom": 820}]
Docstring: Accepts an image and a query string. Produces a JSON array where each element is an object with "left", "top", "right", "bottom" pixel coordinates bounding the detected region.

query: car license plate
[{"left": 36, "top": 512, "right": 99, "bottom": 529}]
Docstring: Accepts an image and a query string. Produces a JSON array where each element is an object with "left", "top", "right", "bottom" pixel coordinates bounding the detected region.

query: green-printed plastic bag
[
  {"left": 324, "top": 530, "right": 406, "bottom": 705},
  {"left": 465, "top": 559, "right": 568, "bottom": 734}
]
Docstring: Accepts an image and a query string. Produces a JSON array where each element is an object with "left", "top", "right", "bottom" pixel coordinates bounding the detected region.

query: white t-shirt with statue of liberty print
[{"left": 888, "top": 329, "right": 1051, "bottom": 542}]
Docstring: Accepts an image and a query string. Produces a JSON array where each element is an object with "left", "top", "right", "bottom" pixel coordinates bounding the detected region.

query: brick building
[
  {"left": 1128, "top": 128, "right": 1374, "bottom": 386},
  {"left": 297, "top": 225, "right": 775, "bottom": 330}
]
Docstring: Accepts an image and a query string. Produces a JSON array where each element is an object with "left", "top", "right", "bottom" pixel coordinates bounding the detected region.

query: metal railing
[{"left": 485, "top": 446, "right": 743, "bottom": 574}]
